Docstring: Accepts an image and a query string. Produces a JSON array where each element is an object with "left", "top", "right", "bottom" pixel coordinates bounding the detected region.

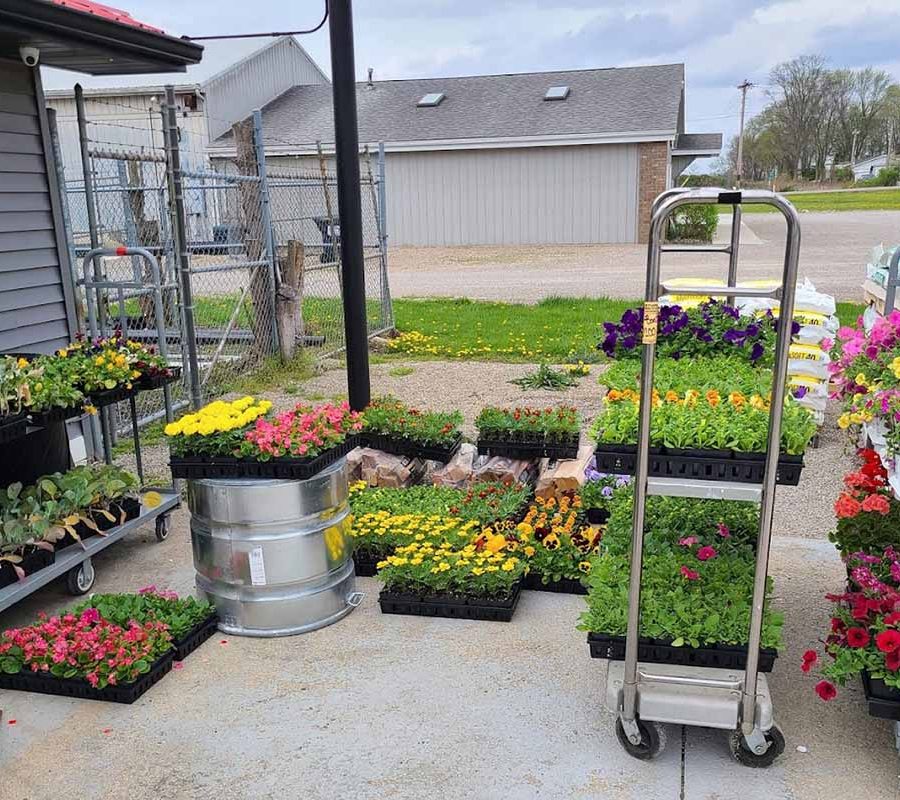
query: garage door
[{"left": 385, "top": 142, "right": 639, "bottom": 246}]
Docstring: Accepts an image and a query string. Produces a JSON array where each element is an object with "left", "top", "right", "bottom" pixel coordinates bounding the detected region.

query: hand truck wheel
[
  {"left": 155, "top": 514, "right": 170, "bottom": 542},
  {"left": 728, "top": 726, "right": 785, "bottom": 768},
  {"left": 66, "top": 558, "right": 95, "bottom": 596},
  {"left": 615, "top": 717, "right": 666, "bottom": 760}
]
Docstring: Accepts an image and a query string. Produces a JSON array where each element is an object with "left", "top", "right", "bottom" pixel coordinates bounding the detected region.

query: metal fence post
[
  {"left": 377, "top": 141, "right": 393, "bottom": 328},
  {"left": 252, "top": 109, "right": 280, "bottom": 355},
  {"left": 163, "top": 85, "right": 203, "bottom": 410}
]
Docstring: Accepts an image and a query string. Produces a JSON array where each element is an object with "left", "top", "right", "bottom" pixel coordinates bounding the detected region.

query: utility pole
[
  {"left": 887, "top": 120, "right": 894, "bottom": 169},
  {"left": 735, "top": 80, "right": 752, "bottom": 188},
  {"left": 851, "top": 129, "right": 860, "bottom": 166}
]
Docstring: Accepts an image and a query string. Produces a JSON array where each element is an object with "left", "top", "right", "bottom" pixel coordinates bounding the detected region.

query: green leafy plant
[
  {"left": 601, "top": 356, "right": 772, "bottom": 395},
  {"left": 476, "top": 406, "right": 580, "bottom": 442},
  {"left": 77, "top": 588, "right": 215, "bottom": 641},
  {"left": 23, "top": 354, "right": 85, "bottom": 413},
  {"left": 509, "top": 364, "right": 578, "bottom": 391},
  {"left": 362, "top": 396, "right": 462, "bottom": 445},
  {"left": 0, "top": 356, "right": 30, "bottom": 417},
  {"left": 668, "top": 203, "right": 719, "bottom": 243}
]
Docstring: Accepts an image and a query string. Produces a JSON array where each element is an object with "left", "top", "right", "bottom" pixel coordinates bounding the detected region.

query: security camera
[{"left": 19, "top": 47, "right": 39, "bottom": 67}]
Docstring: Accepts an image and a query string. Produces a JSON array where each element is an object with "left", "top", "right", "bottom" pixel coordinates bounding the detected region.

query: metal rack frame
[{"left": 608, "top": 188, "right": 801, "bottom": 766}]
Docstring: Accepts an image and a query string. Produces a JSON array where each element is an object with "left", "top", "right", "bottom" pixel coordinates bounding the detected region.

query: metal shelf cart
[
  {"left": 0, "top": 246, "right": 180, "bottom": 609},
  {"left": 605, "top": 188, "right": 800, "bottom": 766},
  {"left": 863, "top": 246, "right": 899, "bottom": 316}
]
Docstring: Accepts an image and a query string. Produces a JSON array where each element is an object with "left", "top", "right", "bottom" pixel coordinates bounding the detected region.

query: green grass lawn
[
  {"left": 389, "top": 297, "right": 866, "bottom": 363},
  {"left": 716, "top": 187, "right": 900, "bottom": 214}
]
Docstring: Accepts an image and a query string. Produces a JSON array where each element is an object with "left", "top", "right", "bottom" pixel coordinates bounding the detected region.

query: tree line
[{"left": 723, "top": 55, "right": 900, "bottom": 182}]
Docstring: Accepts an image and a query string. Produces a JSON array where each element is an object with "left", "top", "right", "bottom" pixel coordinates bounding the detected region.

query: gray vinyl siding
[
  {"left": 385, "top": 144, "right": 639, "bottom": 246},
  {"left": 204, "top": 38, "right": 329, "bottom": 140},
  {"left": 0, "top": 60, "right": 75, "bottom": 354}
]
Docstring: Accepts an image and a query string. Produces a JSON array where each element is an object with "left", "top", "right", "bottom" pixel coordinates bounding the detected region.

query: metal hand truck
[{"left": 605, "top": 188, "right": 800, "bottom": 766}]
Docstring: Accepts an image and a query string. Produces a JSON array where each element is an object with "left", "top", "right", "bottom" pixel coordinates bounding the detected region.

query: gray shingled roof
[
  {"left": 674, "top": 133, "right": 722, "bottom": 152},
  {"left": 215, "top": 63, "right": 686, "bottom": 148}
]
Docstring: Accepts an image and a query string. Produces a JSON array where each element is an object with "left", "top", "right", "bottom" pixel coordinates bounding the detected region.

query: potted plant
[
  {"left": 475, "top": 405, "right": 581, "bottom": 460},
  {"left": 581, "top": 469, "right": 631, "bottom": 524},
  {"left": 829, "top": 450, "right": 899, "bottom": 555},
  {"left": 361, "top": 396, "right": 463, "bottom": 461},
  {"left": 0, "top": 356, "right": 31, "bottom": 441}
]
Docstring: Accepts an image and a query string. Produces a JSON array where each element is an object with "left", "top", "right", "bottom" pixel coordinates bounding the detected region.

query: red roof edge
[{"left": 50, "top": 0, "right": 165, "bottom": 34}]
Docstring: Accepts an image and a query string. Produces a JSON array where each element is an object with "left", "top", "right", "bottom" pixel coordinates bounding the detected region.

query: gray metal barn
[{"left": 210, "top": 64, "right": 722, "bottom": 245}]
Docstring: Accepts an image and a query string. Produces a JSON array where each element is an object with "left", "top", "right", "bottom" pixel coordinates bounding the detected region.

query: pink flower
[
  {"left": 680, "top": 566, "right": 699, "bottom": 581},
  {"left": 696, "top": 546, "right": 717, "bottom": 561},
  {"left": 820, "top": 337, "right": 833, "bottom": 351},
  {"left": 678, "top": 536, "right": 697, "bottom": 547},
  {"left": 79, "top": 608, "right": 100, "bottom": 625},
  {"left": 716, "top": 523, "right": 730, "bottom": 539}
]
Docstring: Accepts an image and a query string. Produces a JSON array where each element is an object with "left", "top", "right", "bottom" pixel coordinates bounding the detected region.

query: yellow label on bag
[
  {"left": 642, "top": 302, "right": 659, "bottom": 344},
  {"left": 789, "top": 343, "right": 827, "bottom": 362}
]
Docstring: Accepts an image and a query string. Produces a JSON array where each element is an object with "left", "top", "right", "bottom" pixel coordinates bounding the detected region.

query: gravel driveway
[{"left": 388, "top": 210, "right": 899, "bottom": 302}]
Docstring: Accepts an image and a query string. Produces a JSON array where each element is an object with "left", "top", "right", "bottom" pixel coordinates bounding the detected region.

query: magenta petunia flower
[{"left": 696, "top": 546, "right": 717, "bottom": 561}]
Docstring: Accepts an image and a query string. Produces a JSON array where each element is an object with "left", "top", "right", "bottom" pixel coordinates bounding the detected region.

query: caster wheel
[
  {"left": 728, "top": 726, "right": 785, "bottom": 768},
  {"left": 155, "top": 515, "right": 170, "bottom": 542},
  {"left": 66, "top": 559, "right": 95, "bottom": 595},
  {"left": 615, "top": 717, "right": 666, "bottom": 760}
]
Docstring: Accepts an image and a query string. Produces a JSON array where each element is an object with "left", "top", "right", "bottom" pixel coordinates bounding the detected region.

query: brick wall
[{"left": 637, "top": 142, "right": 669, "bottom": 243}]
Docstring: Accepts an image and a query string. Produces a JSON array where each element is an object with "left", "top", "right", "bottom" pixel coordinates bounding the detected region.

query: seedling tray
[
  {"left": 585, "top": 508, "right": 610, "bottom": 525},
  {"left": 586, "top": 632, "right": 777, "bottom": 672},
  {"left": 362, "top": 431, "right": 462, "bottom": 463},
  {"left": 379, "top": 581, "right": 522, "bottom": 622},
  {"left": 0, "top": 411, "right": 28, "bottom": 444},
  {"left": 524, "top": 572, "right": 587, "bottom": 595},
  {"left": 137, "top": 367, "right": 182, "bottom": 391},
  {"left": 353, "top": 551, "right": 382, "bottom": 578},
  {"left": 88, "top": 384, "right": 137, "bottom": 407},
  {"left": 29, "top": 404, "right": 84, "bottom": 426},
  {"left": 477, "top": 433, "right": 579, "bottom": 461},
  {"left": 862, "top": 671, "right": 900, "bottom": 720},
  {"left": 594, "top": 445, "right": 803, "bottom": 486},
  {"left": 0, "top": 652, "right": 174, "bottom": 704},
  {"left": 171, "top": 612, "right": 220, "bottom": 661},
  {"left": 170, "top": 437, "right": 359, "bottom": 481}
]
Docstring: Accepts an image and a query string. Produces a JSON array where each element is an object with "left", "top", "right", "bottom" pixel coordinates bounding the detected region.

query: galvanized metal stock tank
[{"left": 188, "top": 459, "right": 359, "bottom": 636}]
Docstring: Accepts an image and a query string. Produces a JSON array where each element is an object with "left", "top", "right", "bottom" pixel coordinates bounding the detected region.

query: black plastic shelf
[
  {"left": 0, "top": 411, "right": 28, "bottom": 444},
  {"left": 523, "top": 572, "right": 587, "bottom": 595},
  {"left": 361, "top": 431, "right": 462, "bottom": 463},
  {"left": 28, "top": 404, "right": 84, "bottom": 427},
  {"left": 88, "top": 384, "right": 138, "bottom": 408},
  {"left": 0, "top": 652, "right": 174, "bottom": 704},
  {"left": 862, "top": 671, "right": 900, "bottom": 720},
  {"left": 594, "top": 445, "right": 803, "bottom": 486},
  {"left": 137, "top": 367, "right": 182, "bottom": 391},
  {"left": 171, "top": 613, "right": 220, "bottom": 661},
  {"left": 170, "top": 437, "right": 359, "bottom": 481},
  {"left": 379, "top": 581, "right": 522, "bottom": 622},
  {"left": 477, "top": 434, "right": 579, "bottom": 461},
  {"left": 587, "top": 632, "right": 778, "bottom": 672}
]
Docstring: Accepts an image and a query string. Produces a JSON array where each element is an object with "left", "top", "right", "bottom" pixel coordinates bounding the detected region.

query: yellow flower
[
  {"left": 664, "top": 390, "right": 679, "bottom": 404},
  {"left": 855, "top": 373, "right": 868, "bottom": 387},
  {"left": 523, "top": 545, "right": 536, "bottom": 557},
  {"left": 16, "top": 357, "right": 28, "bottom": 368},
  {"left": 837, "top": 414, "right": 851, "bottom": 430},
  {"left": 706, "top": 389, "right": 720, "bottom": 408},
  {"left": 83, "top": 403, "right": 98, "bottom": 416}
]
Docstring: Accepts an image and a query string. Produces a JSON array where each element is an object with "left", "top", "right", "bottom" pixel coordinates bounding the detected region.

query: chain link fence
[{"left": 55, "top": 91, "right": 393, "bottom": 432}]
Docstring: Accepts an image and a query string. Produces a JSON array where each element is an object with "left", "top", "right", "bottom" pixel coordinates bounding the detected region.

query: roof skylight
[
  {"left": 417, "top": 92, "right": 446, "bottom": 107},
  {"left": 544, "top": 86, "right": 570, "bottom": 101}
]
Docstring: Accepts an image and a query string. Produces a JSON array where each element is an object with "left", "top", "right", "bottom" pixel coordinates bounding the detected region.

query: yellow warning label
[{"left": 642, "top": 302, "right": 660, "bottom": 344}]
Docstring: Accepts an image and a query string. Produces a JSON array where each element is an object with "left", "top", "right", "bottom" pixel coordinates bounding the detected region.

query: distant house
[
  {"left": 851, "top": 154, "right": 891, "bottom": 182},
  {"left": 44, "top": 35, "right": 327, "bottom": 178},
  {"left": 209, "top": 63, "right": 722, "bottom": 245}
]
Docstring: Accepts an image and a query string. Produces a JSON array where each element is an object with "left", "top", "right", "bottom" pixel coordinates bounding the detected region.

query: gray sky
[{"left": 42, "top": 0, "right": 900, "bottom": 149}]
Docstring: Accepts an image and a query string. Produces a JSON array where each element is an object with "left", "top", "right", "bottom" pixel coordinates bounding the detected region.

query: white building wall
[{"left": 204, "top": 37, "right": 328, "bottom": 140}]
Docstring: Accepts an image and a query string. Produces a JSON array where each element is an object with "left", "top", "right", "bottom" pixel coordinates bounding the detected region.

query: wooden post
[
  {"left": 275, "top": 239, "right": 304, "bottom": 360},
  {"left": 232, "top": 119, "right": 272, "bottom": 356}
]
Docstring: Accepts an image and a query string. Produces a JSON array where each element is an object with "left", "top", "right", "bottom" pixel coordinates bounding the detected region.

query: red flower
[
  {"left": 696, "top": 546, "right": 717, "bottom": 561},
  {"left": 861, "top": 494, "right": 891, "bottom": 515},
  {"left": 886, "top": 650, "right": 900, "bottom": 672},
  {"left": 834, "top": 494, "right": 862, "bottom": 519},
  {"left": 814, "top": 680, "right": 837, "bottom": 701},
  {"left": 680, "top": 566, "right": 699, "bottom": 581},
  {"left": 830, "top": 617, "right": 846, "bottom": 633},
  {"left": 800, "top": 649, "right": 818, "bottom": 673},
  {"left": 846, "top": 627, "right": 870, "bottom": 648},
  {"left": 884, "top": 612, "right": 900, "bottom": 626},
  {"left": 875, "top": 630, "right": 900, "bottom": 653}
]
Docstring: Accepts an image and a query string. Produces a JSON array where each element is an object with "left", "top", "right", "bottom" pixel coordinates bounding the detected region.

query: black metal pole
[{"left": 328, "top": 0, "right": 371, "bottom": 411}]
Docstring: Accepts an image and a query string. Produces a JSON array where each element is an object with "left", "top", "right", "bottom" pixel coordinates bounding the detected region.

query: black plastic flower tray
[
  {"left": 353, "top": 551, "right": 382, "bottom": 577},
  {"left": 593, "top": 446, "right": 803, "bottom": 486},
  {"left": 171, "top": 612, "right": 220, "bottom": 661},
  {"left": 862, "top": 671, "right": 900, "bottom": 720},
  {"left": 586, "top": 632, "right": 777, "bottom": 672},
  {"left": 362, "top": 431, "right": 462, "bottom": 463},
  {"left": 170, "top": 437, "right": 359, "bottom": 481},
  {"left": 0, "top": 411, "right": 28, "bottom": 444},
  {"left": 477, "top": 433, "right": 579, "bottom": 461},
  {"left": 0, "top": 652, "right": 174, "bottom": 704},
  {"left": 379, "top": 581, "right": 522, "bottom": 622},
  {"left": 57, "top": 498, "right": 142, "bottom": 549},
  {"left": 137, "top": 367, "right": 182, "bottom": 391},
  {"left": 586, "top": 507, "right": 610, "bottom": 525},
  {"left": 0, "top": 547, "right": 55, "bottom": 589},
  {"left": 28, "top": 404, "right": 84, "bottom": 426},
  {"left": 524, "top": 572, "right": 587, "bottom": 595},
  {"left": 88, "top": 384, "right": 137, "bottom": 407}
]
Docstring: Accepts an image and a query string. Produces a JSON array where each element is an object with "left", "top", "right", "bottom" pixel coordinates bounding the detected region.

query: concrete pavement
[{"left": 388, "top": 210, "right": 900, "bottom": 302}]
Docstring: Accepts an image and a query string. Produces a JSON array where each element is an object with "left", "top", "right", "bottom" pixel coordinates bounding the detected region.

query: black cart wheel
[
  {"left": 66, "top": 559, "right": 95, "bottom": 595},
  {"left": 728, "top": 726, "right": 785, "bottom": 768},
  {"left": 155, "top": 515, "right": 170, "bottom": 542},
  {"left": 615, "top": 717, "right": 666, "bottom": 760}
]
